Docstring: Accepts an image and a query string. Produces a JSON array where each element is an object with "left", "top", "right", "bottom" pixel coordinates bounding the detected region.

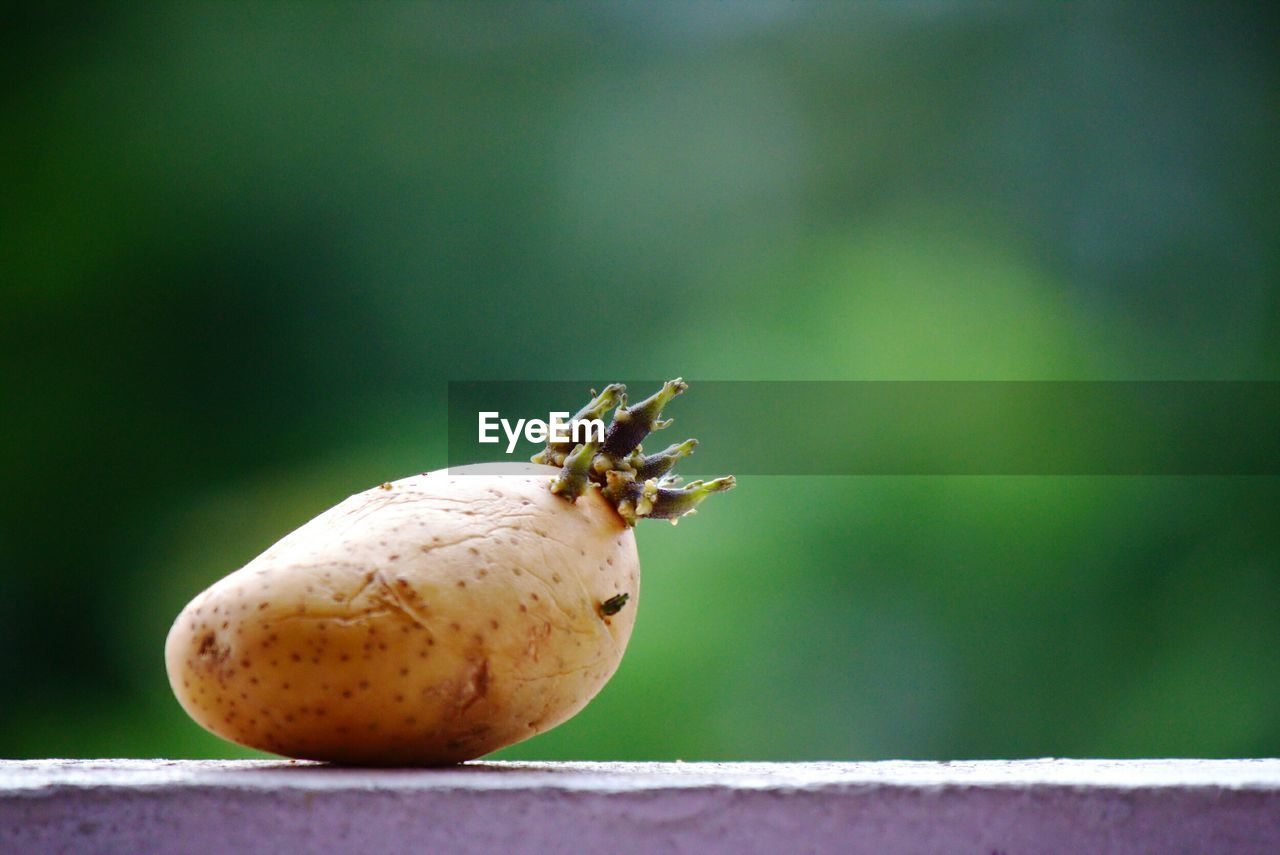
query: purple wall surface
[{"left": 3, "top": 760, "right": 1279, "bottom": 854}]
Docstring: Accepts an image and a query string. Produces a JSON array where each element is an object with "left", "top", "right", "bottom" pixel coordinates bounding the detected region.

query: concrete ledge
[{"left": 3, "top": 759, "right": 1278, "bottom": 854}]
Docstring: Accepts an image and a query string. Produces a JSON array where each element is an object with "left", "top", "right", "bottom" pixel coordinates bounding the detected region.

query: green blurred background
[{"left": 3, "top": 2, "right": 1278, "bottom": 761}]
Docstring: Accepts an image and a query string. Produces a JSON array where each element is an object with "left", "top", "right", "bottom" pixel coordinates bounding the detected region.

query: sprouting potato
[
  {"left": 166, "top": 380, "right": 734, "bottom": 765},
  {"left": 166, "top": 463, "right": 638, "bottom": 765}
]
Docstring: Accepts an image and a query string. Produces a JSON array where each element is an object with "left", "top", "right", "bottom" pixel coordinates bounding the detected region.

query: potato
[
  {"left": 165, "top": 380, "right": 733, "bottom": 765},
  {"left": 166, "top": 464, "right": 638, "bottom": 765}
]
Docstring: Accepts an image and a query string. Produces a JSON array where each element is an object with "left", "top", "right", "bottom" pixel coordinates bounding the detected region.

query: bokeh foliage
[{"left": 2, "top": 2, "right": 1277, "bottom": 760}]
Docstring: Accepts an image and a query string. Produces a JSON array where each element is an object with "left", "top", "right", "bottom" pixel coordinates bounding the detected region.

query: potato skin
[{"left": 165, "top": 463, "right": 639, "bottom": 765}]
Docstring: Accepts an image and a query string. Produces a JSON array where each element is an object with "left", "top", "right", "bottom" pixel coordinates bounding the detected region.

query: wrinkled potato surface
[{"left": 166, "top": 463, "right": 639, "bottom": 765}]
